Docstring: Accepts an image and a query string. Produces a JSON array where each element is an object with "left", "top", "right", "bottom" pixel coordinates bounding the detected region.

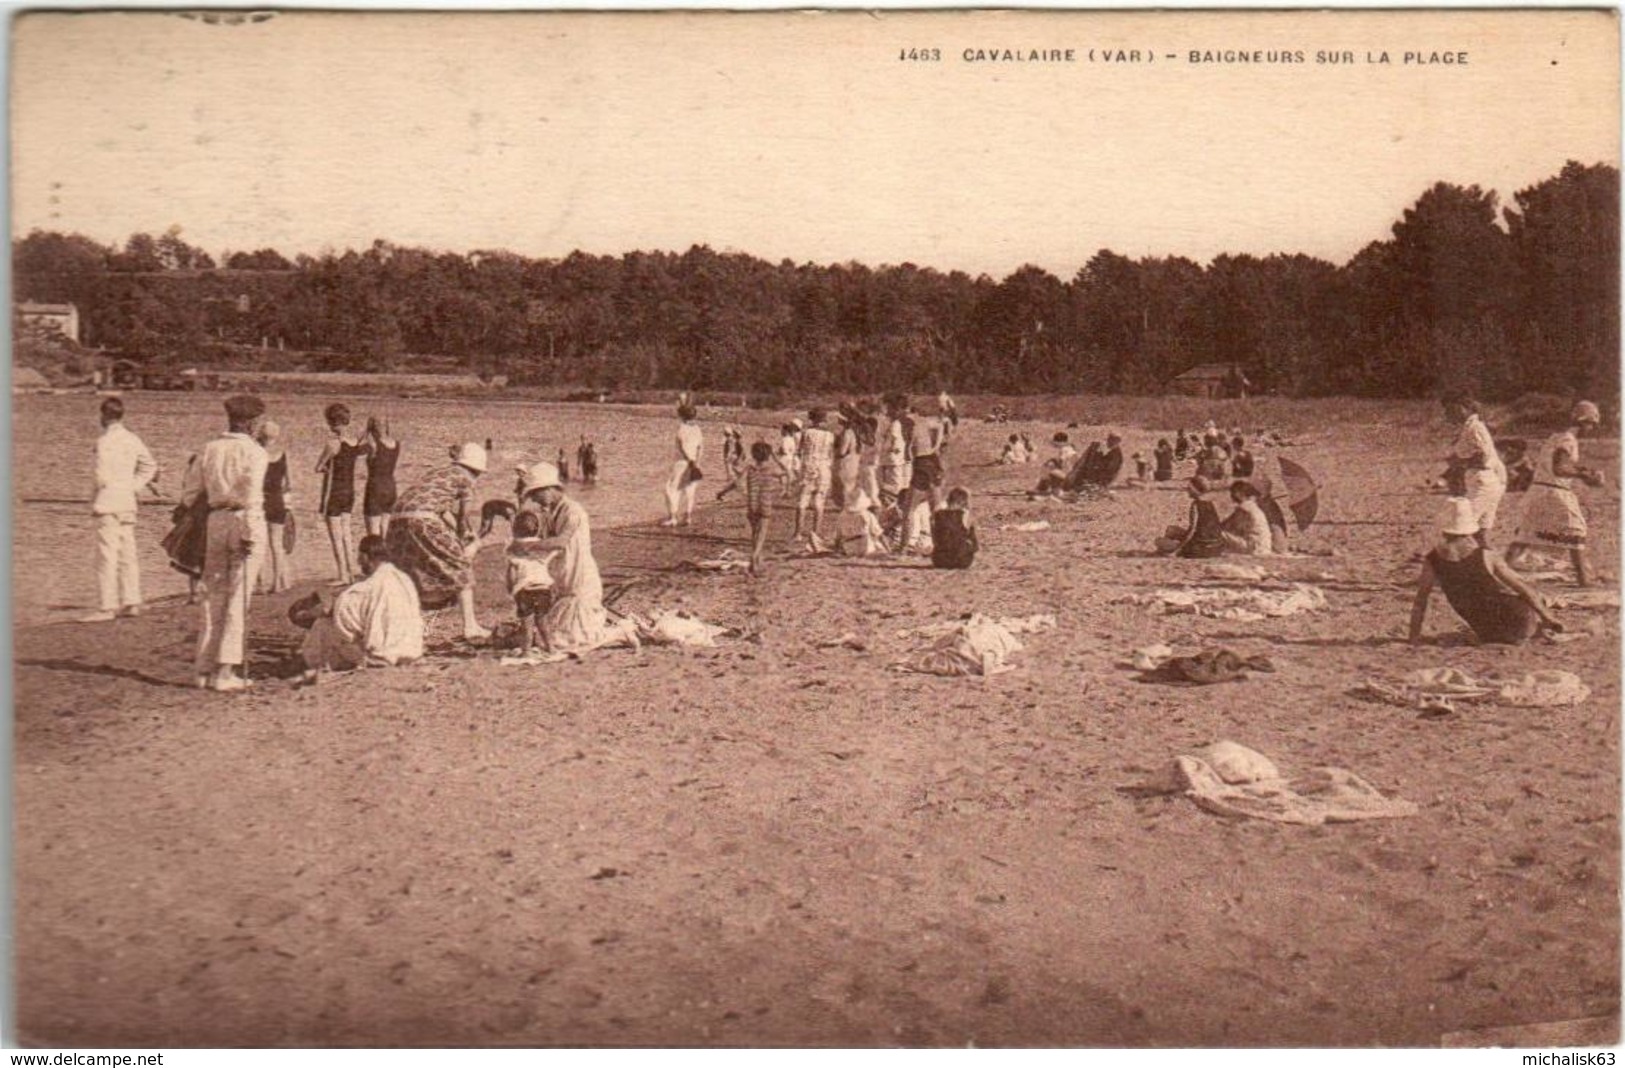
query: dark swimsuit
[
  {"left": 264, "top": 455, "right": 289, "bottom": 525},
  {"left": 364, "top": 441, "right": 401, "bottom": 518},
  {"left": 322, "top": 439, "right": 363, "bottom": 517},
  {"left": 1429, "top": 547, "right": 1540, "bottom": 644}
]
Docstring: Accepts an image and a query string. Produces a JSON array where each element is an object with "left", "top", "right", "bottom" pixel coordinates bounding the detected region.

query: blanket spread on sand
[
  {"left": 1118, "top": 583, "right": 1328, "bottom": 622},
  {"left": 1171, "top": 742, "right": 1419, "bottom": 826}
]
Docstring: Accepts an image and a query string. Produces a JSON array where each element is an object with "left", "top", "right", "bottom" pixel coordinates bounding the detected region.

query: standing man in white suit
[{"left": 83, "top": 396, "right": 158, "bottom": 622}]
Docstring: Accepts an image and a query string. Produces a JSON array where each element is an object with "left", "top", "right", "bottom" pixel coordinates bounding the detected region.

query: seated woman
[
  {"left": 1409, "top": 498, "right": 1562, "bottom": 646},
  {"left": 1220, "top": 480, "right": 1274, "bottom": 556},
  {"left": 1156, "top": 477, "right": 1229, "bottom": 558},
  {"left": 297, "top": 535, "right": 425, "bottom": 680}
]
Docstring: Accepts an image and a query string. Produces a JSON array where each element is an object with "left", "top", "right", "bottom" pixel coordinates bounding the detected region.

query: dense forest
[{"left": 12, "top": 161, "right": 1618, "bottom": 401}]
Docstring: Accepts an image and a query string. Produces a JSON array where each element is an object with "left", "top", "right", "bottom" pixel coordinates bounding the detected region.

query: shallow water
[{"left": 11, "top": 392, "right": 749, "bottom": 624}]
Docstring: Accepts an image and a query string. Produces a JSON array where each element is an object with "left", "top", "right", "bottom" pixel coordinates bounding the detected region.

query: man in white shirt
[
  {"left": 298, "top": 535, "right": 424, "bottom": 679},
  {"left": 183, "top": 395, "right": 270, "bottom": 691},
  {"left": 84, "top": 397, "right": 159, "bottom": 622}
]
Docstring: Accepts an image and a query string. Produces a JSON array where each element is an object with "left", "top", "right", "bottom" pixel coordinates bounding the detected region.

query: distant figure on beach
[
  {"left": 1442, "top": 393, "right": 1506, "bottom": 548},
  {"left": 316, "top": 403, "right": 363, "bottom": 584},
  {"left": 833, "top": 410, "right": 861, "bottom": 511},
  {"left": 185, "top": 394, "right": 270, "bottom": 691},
  {"left": 900, "top": 397, "right": 946, "bottom": 550},
  {"left": 85, "top": 395, "right": 159, "bottom": 623},
  {"left": 1411, "top": 498, "right": 1562, "bottom": 646},
  {"left": 662, "top": 404, "right": 704, "bottom": 528},
  {"left": 794, "top": 408, "right": 836, "bottom": 549},
  {"left": 363, "top": 416, "right": 399, "bottom": 539},
  {"left": 1154, "top": 438, "right": 1175, "bottom": 482},
  {"left": 1506, "top": 400, "right": 1607, "bottom": 586},
  {"left": 557, "top": 446, "right": 571, "bottom": 483},
  {"left": 721, "top": 425, "right": 745, "bottom": 481},
  {"left": 930, "top": 487, "right": 978, "bottom": 570},
  {"left": 998, "top": 433, "right": 1030, "bottom": 465},
  {"left": 1229, "top": 436, "right": 1254, "bottom": 479},
  {"left": 577, "top": 436, "right": 599, "bottom": 485},
  {"left": 296, "top": 535, "right": 423, "bottom": 680}
]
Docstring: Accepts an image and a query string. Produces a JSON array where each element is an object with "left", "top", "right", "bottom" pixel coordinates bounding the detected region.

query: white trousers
[
  {"left": 95, "top": 513, "right": 141, "bottom": 611},
  {"left": 1465, "top": 470, "right": 1507, "bottom": 534},
  {"left": 195, "top": 511, "right": 266, "bottom": 672}
]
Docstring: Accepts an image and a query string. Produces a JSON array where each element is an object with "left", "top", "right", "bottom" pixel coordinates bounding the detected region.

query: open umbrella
[{"left": 1275, "top": 457, "right": 1320, "bottom": 531}]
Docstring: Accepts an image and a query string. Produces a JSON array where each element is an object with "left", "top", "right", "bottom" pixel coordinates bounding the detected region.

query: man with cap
[
  {"left": 386, "top": 441, "right": 490, "bottom": 641},
  {"left": 183, "top": 394, "right": 270, "bottom": 690},
  {"left": 1411, "top": 497, "right": 1562, "bottom": 645},
  {"left": 1507, "top": 400, "right": 1609, "bottom": 586},
  {"left": 83, "top": 395, "right": 159, "bottom": 622}
]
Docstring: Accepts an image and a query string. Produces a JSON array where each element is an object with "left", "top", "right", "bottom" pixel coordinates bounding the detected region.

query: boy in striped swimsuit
[{"left": 718, "top": 441, "right": 787, "bottom": 576}]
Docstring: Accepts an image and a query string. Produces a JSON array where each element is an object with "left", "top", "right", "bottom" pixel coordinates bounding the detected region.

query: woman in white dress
[
  {"left": 1508, "top": 400, "right": 1607, "bottom": 586},
  {"left": 1442, "top": 394, "right": 1507, "bottom": 547},
  {"left": 512, "top": 463, "right": 638, "bottom": 654}
]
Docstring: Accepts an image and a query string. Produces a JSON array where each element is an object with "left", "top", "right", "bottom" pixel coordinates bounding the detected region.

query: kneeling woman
[
  {"left": 1409, "top": 498, "right": 1562, "bottom": 646},
  {"left": 385, "top": 442, "right": 491, "bottom": 641}
]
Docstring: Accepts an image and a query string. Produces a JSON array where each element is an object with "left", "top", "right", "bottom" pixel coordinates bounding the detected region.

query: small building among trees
[
  {"left": 1168, "top": 362, "right": 1251, "bottom": 399},
  {"left": 17, "top": 301, "right": 81, "bottom": 343}
]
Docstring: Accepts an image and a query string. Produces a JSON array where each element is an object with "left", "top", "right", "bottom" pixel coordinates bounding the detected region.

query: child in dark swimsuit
[
  {"left": 363, "top": 416, "right": 400, "bottom": 538},
  {"left": 317, "top": 403, "right": 363, "bottom": 584}
]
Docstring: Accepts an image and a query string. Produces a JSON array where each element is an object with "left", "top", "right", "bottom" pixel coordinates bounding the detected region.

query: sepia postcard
[{"left": 8, "top": 8, "right": 1620, "bottom": 1053}]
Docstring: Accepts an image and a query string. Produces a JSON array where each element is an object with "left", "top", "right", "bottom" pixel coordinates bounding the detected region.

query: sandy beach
[{"left": 12, "top": 401, "right": 1620, "bottom": 1046}]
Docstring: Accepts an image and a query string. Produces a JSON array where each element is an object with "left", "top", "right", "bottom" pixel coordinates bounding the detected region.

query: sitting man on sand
[
  {"left": 1409, "top": 498, "right": 1563, "bottom": 646},
  {"left": 296, "top": 535, "right": 425, "bottom": 681}
]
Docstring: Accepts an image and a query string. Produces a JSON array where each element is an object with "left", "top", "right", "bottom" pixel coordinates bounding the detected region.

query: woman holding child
[{"left": 510, "top": 461, "right": 636, "bottom": 653}]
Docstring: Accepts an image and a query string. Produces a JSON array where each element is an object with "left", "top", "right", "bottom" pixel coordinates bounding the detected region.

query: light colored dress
[
  {"left": 1514, "top": 429, "right": 1588, "bottom": 548},
  {"left": 1453, "top": 414, "right": 1508, "bottom": 533},
  {"left": 536, "top": 495, "right": 611, "bottom": 653}
]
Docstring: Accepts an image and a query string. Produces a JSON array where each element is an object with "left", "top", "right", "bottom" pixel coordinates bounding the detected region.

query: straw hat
[
  {"left": 453, "top": 441, "right": 489, "bottom": 474},
  {"left": 1573, "top": 400, "right": 1602, "bottom": 425},
  {"left": 517, "top": 461, "right": 562, "bottom": 495},
  {"left": 1441, "top": 497, "right": 1479, "bottom": 537}
]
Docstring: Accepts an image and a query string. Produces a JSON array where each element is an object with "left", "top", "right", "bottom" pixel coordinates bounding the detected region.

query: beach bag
[
  {"left": 283, "top": 510, "right": 299, "bottom": 553},
  {"left": 161, "top": 496, "right": 209, "bottom": 579}
]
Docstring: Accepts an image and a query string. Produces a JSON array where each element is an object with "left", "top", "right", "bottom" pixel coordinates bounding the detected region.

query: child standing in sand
[
  {"left": 718, "top": 441, "right": 786, "bottom": 576},
  {"left": 506, "top": 509, "right": 558, "bottom": 656},
  {"left": 930, "top": 487, "right": 979, "bottom": 570}
]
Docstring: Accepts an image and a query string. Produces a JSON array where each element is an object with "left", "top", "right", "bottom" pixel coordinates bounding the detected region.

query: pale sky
[{"left": 10, "top": 9, "right": 1620, "bottom": 277}]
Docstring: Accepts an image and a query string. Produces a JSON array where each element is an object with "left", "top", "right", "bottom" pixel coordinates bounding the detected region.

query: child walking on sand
[{"left": 718, "top": 441, "right": 787, "bottom": 575}]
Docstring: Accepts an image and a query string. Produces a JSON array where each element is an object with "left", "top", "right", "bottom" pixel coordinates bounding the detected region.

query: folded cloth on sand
[
  {"left": 1546, "top": 588, "right": 1621, "bottom": 610},
  {"left": 1498, "top": 670, "right": 1591, "bottom": 707},
  {"left": 895, "top": 614, "right": 1040, "bottom": 676},
  {"left": 1166, "top": 741, "right": 1418, "bottom": 825},
  {"left": 898, "top": 613, "right": 1057, "bottom": 640},
  {"left": 1137, "top": 648, "right": 1276, "bottom": 685},
  {"left": 1129, "top": 642, "right": 1175, "bottom": 671},
  {"left": 1118, "top": 584, "right": 1327, "bottom": 621},
  {"left": 1357, "top": 667, "right": 1590, "bottom": 709},
  {"left": 689, "top": 549, "right": 751, "bottom": 572},
  {"left": 634, "top": 610, "right": 733, "bottom": 647},
  {"left": 1003, "top": 520, "right": 1051, "bottom": 532},
  {"left": 1203, "top": 562, "right": 1268, "bottom": 582}
]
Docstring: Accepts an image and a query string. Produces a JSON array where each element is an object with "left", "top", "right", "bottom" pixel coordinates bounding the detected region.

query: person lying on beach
[
  {"left": 930, "top": 487, "right": 978, "bottom": 570},
  {"left": 1155, "top": 477, "right": 1229, "bottom": 559},
  {"left": 1410, "top": 497, "right": 1562, "bottom": 646}
]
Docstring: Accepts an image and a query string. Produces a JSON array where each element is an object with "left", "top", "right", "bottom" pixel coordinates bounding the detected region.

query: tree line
[{"left": 12, "top": 161, "right": 1617, "bottom": 401}]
